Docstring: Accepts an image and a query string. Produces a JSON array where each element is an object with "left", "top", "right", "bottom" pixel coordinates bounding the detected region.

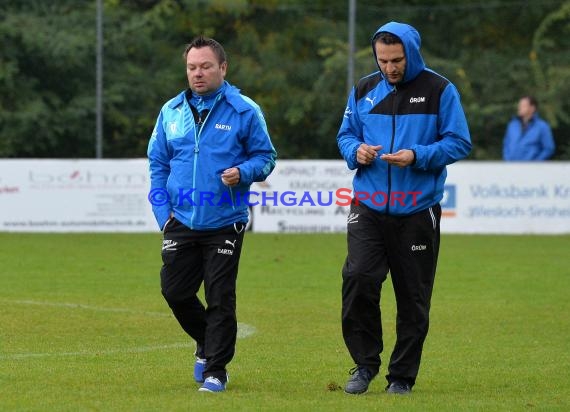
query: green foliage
[
  {"left": 0, "top": 1, "right": 96, "bottom": 157},
  {"left": 0, "top": 0, "right": 568, "bottom": 159},
  {"left": 531, "top": 0, "right": 570, "bottom": 160}
]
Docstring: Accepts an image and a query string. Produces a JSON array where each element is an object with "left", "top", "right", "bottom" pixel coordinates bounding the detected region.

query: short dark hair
[
  {"left": 183, "top": 35, "right": 227, "bottom": 64},
  {"left": 521, "top": 95, "right": 538, "bottom": 109},
  {"left": 373, "top": 32, "right": 402, "bottom": 45}
]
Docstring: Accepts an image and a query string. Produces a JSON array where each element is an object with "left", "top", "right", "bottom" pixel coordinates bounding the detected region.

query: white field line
[
  {"left": 0, "top": 299, "right": 256, "bottom": 360},
  {"left": 0, "top": 342, "right": 193, "bottom": 360},
  {"left": 3, "top": 299, "right": 172, "bottom": 317}
]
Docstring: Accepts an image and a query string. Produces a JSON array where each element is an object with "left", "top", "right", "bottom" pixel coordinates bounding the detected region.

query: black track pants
[
  {"left": 160, "top": 218, "right": 246, "bottom": 381},
  {"left": 341, "top": 201, "right": 441, "bottom": 387}
]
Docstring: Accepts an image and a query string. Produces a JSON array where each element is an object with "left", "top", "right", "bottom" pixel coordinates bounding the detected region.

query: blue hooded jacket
[
  {"left": 503, "top": 112, "right": 555, "bottom": 161},
  {"left": 337, "top": 22, "right": 471, "bottom": 215},
  {"left": 147, "top": 81, "right": 277, "bottom": 230}
]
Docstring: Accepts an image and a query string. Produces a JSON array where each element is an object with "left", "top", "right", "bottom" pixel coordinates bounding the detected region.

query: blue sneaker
[
  {"left": 198, "top": 376, "right": 228, "bottom": 392},
  {"left": 193, "top": 358, "right": 207, "bottom": 383}
]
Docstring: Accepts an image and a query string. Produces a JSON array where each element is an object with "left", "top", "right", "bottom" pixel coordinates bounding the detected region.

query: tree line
[{"left": 1, "top": 0, "right": 568, "bottom": 160}]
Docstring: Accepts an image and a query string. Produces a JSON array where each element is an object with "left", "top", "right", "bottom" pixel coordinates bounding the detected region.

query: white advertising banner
[
  {"left": 250, "top": 160, "right": 570, "bottom": 234},
  {"left": 0, "top": 159, "right": 157, "bottom": 232},
  {"left": 441, "top": 162, "right": 570, "bottom": 234},
  {"left": 1, "top": 159, "right": 569, "bottom": 234},
  {"left": 250, "top": 160, "right": 355, "bottom": 233}
]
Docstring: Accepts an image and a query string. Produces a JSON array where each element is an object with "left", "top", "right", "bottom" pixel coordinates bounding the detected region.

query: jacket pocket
[
  {"left": 427, "top": 207, "right": 437, "bottom": 231},
  {"left": 162, "top": 216, "right": 175, "bottom": 233}
]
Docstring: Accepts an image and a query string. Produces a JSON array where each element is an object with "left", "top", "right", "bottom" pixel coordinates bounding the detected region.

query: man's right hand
[{"left": 356, "top": 144, "right": 382, "bottom": 165}]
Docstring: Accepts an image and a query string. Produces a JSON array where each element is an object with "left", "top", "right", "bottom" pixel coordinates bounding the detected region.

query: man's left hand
[
  {"left": 380, "top": 150, "right": 415, "bottom": 168},
  {"left": 221, "top": 167, "right": 240, "bottom": 187}
]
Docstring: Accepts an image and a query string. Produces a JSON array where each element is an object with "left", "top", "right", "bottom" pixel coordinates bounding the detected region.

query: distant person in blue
[{"left": 503, "top": 95, "right": 555, "bottom": 161}]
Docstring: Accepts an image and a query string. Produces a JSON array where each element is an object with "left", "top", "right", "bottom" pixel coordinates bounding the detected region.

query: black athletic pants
[
  {"left": 160, "top": 217, "right": 246, "bottom": 382},
  {"left": 341, "top": 201, "right": 441, "bottom": 387}
]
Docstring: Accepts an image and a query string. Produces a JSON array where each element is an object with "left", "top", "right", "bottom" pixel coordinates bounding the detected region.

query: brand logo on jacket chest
[
  {"left": 215, "top": 123, "right": 232, "bottom": 131},
  {"left": 410, "top": 97, "right": 426, "bottom": 103}
]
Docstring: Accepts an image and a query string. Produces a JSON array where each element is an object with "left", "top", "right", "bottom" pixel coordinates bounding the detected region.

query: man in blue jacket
[
  {"left": 147, "top": 36, "right": 276, "bottom": 393},
  {"left": 337, "top": 22, "right": 471, "bottom": 395},
  {"left": 503, "top": 95, "right": 555, "bottom": 161}
]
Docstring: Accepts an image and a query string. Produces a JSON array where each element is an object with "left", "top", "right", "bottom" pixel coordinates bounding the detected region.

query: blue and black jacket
[
  {"left": 337, "top": 21, "right": 471, "bottom": 215},
  {"left": 148, "top": 81, "right": 277, "bottom": 230}
]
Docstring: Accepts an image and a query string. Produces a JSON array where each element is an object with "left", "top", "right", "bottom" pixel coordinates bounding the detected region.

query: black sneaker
[
  {"left": 344, "top": 366, "right": 375, "bottom": 395},
  {"left": 385, "top": 381, "right": 411, "bottom": 395}
]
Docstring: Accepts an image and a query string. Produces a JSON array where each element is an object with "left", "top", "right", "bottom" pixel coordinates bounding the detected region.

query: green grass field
[{"left": 1, "top": 233, "right": 569, "bottom": 411}]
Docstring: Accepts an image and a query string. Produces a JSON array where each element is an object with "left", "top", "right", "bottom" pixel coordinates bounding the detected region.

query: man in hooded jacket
[{"left": 337, "top": 21, "right": 471, "bottom": 395}]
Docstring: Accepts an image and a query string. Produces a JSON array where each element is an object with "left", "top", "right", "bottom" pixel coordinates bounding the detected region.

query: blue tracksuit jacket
[
  {"left": 502, "top": 113, "right": 555, "bottom": 161},
  {"left": 147, "top": 81, "right": 277, "bottom": 230},
  {"left": 337, "top": 21, "right": 471, "bottom": 215}
]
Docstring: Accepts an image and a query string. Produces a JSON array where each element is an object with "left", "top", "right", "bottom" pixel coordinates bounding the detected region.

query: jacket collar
[{"left": 166, "top": 81, "right": 252, "bottom": 115}]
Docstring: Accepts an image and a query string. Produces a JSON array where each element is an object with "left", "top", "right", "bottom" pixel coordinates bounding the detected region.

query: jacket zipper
[
  {"left": 189, "top": 95, "right": 221, "bottom": 228},
  {"left": 228, "top": 186, "right": 236, "bottom": 210},
  {"left": 386, "top": 85, "right": 397, "bottom": 214}
]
